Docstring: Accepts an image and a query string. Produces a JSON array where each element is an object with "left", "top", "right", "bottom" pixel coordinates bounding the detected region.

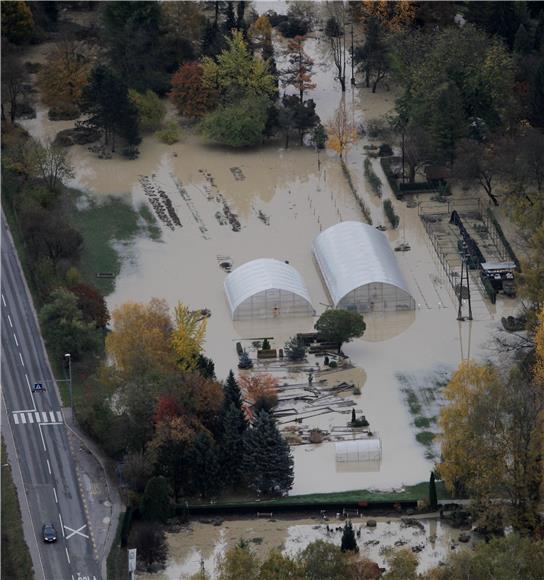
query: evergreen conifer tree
[
  {"left": 243, "top": 411, "right": 294, "bottom": 495},
  {"left": 191, "top": 432, "right": 221, "bottom": 498},
  {"left": 341, "top": 520, "right": 358, "bottom": 552},
  {"left": 224, "top": 370, "right": 244, "bottom": 410},
  {"left": 221, "top": 402, "right": 247, "bottom": 486},
  {"left": 429, "top": 471, "right": 438, "bottom": 509},
  {"left": 141, "top": 476, "right": 171, "bottom": 522}
]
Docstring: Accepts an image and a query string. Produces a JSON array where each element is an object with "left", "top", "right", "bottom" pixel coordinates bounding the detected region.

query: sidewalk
[{"left": 64, "top": 410, "right": 124, "bottom": 580}]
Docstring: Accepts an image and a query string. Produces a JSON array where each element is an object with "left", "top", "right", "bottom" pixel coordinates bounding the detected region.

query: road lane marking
[
  {"left": 49, "top": 411, "right": 56, "bottom": 422},
  {"left": 65, "top": 547, "right": 71, "bottom": 564},
  {"left": 13, "top": 414, "right": 19, "bottom": 424},
  {"left": 64, "top": 524, "right": 89, "bottom": 540},
  {"left": 26, "top": 413, "right": 33, "bottom": 423},
  {"left": 56, "top": 411, "right": 63, "bottom": 422},
  {"left": 41, "top": 412, "right": 47, "bottom": 422},
  {"left": 25, "top": 374, "right": 30, "bottom": 388},
  {"left": 13, "top": 333, "right": 18, "bottom": 346},
  {"left": 38, "top": 425, "right": 46, "bottom": 451},
  {"left": 34, "top": 412, "right": 41, "bottom": 423},
  {"left": 46, "top": 459, "right": 51, "bottom": 475},
  {"left": 18, "top": 352, "right": 24, "bottom": 367},
  {"left": 59, "top": 513, "right": 65, "bottom": 537},
  {"left": 8, "top": 315, "right": 13, "bottom": 327},
  {"left": 53, "top": 487, "right": 58, "bottom": 504},
  {"left": 20, "top": 414, "right": 26, "bottom": 424},
  {"left": 1, "top": 293, "right": 5, "bottom": 306}
]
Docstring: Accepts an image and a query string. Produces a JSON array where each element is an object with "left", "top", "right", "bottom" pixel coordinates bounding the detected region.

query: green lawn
[
  {"left": 1, "top": 440, "right": 34, "bottom": 580},
  {"left": 67, "top": 193, "right": 147, "bottom": 295},
  {"left": 186, "top": 481, "right": 451, "bottom": 510}
]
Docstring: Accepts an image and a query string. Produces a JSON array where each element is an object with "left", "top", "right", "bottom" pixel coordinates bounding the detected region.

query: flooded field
[
  {"left": 18, "top": 6, "right": 520, "bottom": 497},
  {"left": 140, "top": 515, "right": 477, "bottom": 579}
]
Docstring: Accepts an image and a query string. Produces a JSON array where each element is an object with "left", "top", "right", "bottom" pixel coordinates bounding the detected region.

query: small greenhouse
[
  {"left": 335, "top": 438, "right": 382, "bottom": 463},
  {"left": 224, "top": 258, "right": 315, "bottom": 320},
  {"left": 313, "top": 221, "right": 415, "bottom": 313}
]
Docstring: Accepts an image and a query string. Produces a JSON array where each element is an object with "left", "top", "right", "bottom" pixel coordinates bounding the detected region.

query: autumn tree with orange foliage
[
  {"left": 327, "top": 104, "right": 356, "bottom": 160},
  {"left": 249, "top": 15, "right": 273, "bottom": 54},
  {"left": 106, "top": 298, "right": 177, "bottom": 377},
  {"left": 360, "top": 0, "right": 415, "bottom": 33},
  {"left": 38, "top": 42, "right": 93, "bottom": 116},
  {"left": 282, "top": 35, "right": 316, "bottom": 103},
  {"left": 169, "top": 62, "right": 217, "bottom": 118},
  {"left": 239, "top": 373, "right": 279, "bottom": 413}
]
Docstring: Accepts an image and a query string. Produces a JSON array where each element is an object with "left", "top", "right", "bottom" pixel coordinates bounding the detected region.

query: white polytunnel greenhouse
[
  {"left": 335, "top": 438, "right": 382, "bottom": 463},
  {"left": 224, "top": 258, "right": 315, "bottom": 320},
  {"left": 313, "top": 221, "right": 415, "bottom": 313}
]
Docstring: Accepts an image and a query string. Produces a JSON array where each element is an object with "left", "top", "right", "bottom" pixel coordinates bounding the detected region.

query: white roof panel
[
  {"left": 313, "top": 221, "right": 412, "bottom": 306},
  {"left": 224, "top": 258, "right": 313, "bottom": 316}
]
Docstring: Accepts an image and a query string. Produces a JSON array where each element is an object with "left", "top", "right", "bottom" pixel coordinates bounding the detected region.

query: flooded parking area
[{"left": 140, "top": 514, "right": 478, "bottom": 579}]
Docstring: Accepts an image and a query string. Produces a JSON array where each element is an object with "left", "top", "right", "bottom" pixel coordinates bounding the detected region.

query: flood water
[
  {"left": 18, "top": 4, "right": 519, "bottom": 496},
  {"left": 140, "top": 515, "right": 478, "bottom": 579}
]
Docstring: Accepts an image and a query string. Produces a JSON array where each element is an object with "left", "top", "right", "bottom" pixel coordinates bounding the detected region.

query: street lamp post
[{"left": 64, "top": 353, "right": 73, "bottom": 418}]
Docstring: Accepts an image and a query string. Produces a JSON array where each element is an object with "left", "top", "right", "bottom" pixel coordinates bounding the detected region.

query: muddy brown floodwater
[
  {"left": 18, "top": 0, "right": 519, "bottom": 497},
  {"left": 139, "top": 515, "right": 478, "bottom": 579}
]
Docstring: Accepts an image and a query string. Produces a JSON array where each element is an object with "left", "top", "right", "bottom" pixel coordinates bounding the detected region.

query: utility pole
[
  {"left": 457, "top": 256, "right": 464, "bottom": 321},
  {"left": 350, "top": 20, "right": 355, "bottom": 85},
  {"left": 64, "top": 353, "right": 73, "bottom": 418}
]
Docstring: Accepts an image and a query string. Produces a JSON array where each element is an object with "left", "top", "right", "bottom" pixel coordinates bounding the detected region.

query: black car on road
[{"left": 42, "top": 523, "right": 57, "bottom": 543}]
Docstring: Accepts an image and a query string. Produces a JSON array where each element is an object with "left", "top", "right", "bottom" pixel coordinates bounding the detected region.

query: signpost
[
  {"left": 32, "top": 383, "right": 45, "bottom": 392},
  {"left": 128, "top": 548, "right": 137, "bottom": 580}
]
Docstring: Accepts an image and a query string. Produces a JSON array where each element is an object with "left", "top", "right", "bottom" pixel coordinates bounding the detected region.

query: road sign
[
  {"left": 33, "top": 383, "right": 45, "bottom": 392},
  {"left": 128, "top": 548, "right": 137, "bottom": 573}
]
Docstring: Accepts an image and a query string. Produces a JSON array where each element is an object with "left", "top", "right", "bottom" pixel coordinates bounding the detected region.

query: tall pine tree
[
  {"left": 221, "top": 402, "right": 247, "bottom": 486},
  {"left": 340, "top": 520, "right": 358, "bottom": 552},
  {"left": 191, "top": 432, "right": 221, "bottom": 498},
  {"left": 224, "top": 370, "right": 244, "bottom": 410},
  {"left": 243, "top": 411, "right": 294, "bottom": 495}
]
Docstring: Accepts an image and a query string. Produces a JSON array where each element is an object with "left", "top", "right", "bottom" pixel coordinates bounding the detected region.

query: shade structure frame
[
  {"left": 224, "top": 258, "right": 315, "bottom": 320},
  {"left": 313, "top": 221, "right": 415, "bottom": 313}
]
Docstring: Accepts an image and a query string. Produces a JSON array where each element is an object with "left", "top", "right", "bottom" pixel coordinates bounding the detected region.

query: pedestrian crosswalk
[{"left": 12, "top": 410, "right": 63, "bottom": 425}]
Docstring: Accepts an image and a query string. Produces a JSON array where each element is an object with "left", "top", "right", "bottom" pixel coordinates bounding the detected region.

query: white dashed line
[
  {"left": 46, "top": 459, "right": 51, "bottom": 475},
  {"left": 1, "top": 294, "right": 6, "bottom": 306},
  {"left": 65, "top": 547, "right": 70, "bottom": 564},
  {"left": 8, "top": 315, "right": 13, "bottom": 327},
  {"left": 38, "top": 426, "right": 46, "bottom": 451},
  {"left": 18, "top": 352, "right": 24, "bottom": 367},
  {"left": 53, "top": 487, "right": 58, "bottom": 504},
  {"left": 56, "top": 411, "right": 63, "bottom": 422},
  {"left": 25, "top": 374, "right": 30, "bottom": 388},
  {"left": 13, "top": 333, "right": 18, "bottom": 346},
  {"left": 59, "top": 513, "right": 65, "bottom": 537}
]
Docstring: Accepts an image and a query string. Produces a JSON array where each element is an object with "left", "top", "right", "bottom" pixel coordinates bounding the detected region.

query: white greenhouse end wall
[
  {"left": 224, "top": 258, "right": 315, "bottom": 320},
  {"left": 335, "top": 438, "right": 382, "bottom": 462},
  {"left": 313, "top": 221, "right": 415, "bottom": 313}
]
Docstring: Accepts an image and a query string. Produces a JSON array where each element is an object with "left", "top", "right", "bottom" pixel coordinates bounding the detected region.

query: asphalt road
[{"left": 1, "top": 216, "right": 100, "bottom": 580}]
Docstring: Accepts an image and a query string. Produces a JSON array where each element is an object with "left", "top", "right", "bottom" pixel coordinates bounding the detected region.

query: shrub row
[
  {"left": 379, "top": 156, "right": 401, "bottom": 197},
  {"left": 341, "top": 159, "right": 373, "bottom": 225},
  {"left": 364, "top": 158, "right": 382, "bottom": 197},
  {"left": 383, "top": 199, "right": 400, "bottom": 229}
]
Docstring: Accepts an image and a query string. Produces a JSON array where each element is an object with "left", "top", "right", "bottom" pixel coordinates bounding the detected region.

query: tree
[
  {"left": 360, "top": 0, "right": 415, "bottom": 33},
  {"left": 217, "top": 544, "right": 259, "bottom": 580},
  {"left": 1, "top": 1, "right": 33, "bottom": 44},
  {"left": 38, "top": 41, "right": 92, "bottom": 115},
  {"left": 140, "top": 476, "right": 171, "bottom": 522},
  {"left": 200, "top": 96, "right": 269, "bottom": 148},
  {"left": 39, "top": 289, "right": 101, "bottom": 361},
  {"left": 221, "top": 402, "right": 247, "bottom": 486},
  {"left": 453, "top": 138, "right": 506, "bottom": 205},
  {"left": 68, "top": 282, "right": 109, "bottom": 328},
  {"left": 202, "top": 30, "right": 276, "bottom": 103},
  {"left": 191, "top": 432, "right": 222, "bottom": 498},
  {"left": 529, "top": 57, "right": 544, "bottom": 128},
  {"left": 171, "top": 303, "right": 208, "bottom": 372},
  {"left": 383, "top": 548, "right": 418, "bottom": 580},
  {"left": 1, "top": 56, "right": 29, "bottom": 123},
  {"left": 238, "top": 373, "right": 278, "bottom": 409},
  {"left": 128, "top": 89, "right": 165, "bottom": 133},
  {"left": 249, "top": 15, "right": 273, "bottom": 55},
  {"left": 355, "top": 16, "right": 389, "bottom": 93},
  {"left": 259, "top": 549, "right": 304, "bottom": 580},
  {"left": 327, "top": 104, "right": 356, "bottom": 160},
  {"left": 80, "top": 65, "right": 141, "bottom": 155},
  {"left": 280, "top": 95, "right": 320, "bottom": 147},
  {"left": 224, "top": 370, "right": 244, "bottom": 411},
  {"left": 284, "top": 336, "right": 306, "bottom": 361},
  {"left": 238, "top": 351, "right": 253, "bottom": 369},
  {"left": 314, "top": 309, "right": 366, "bottom": 352},
  {"left": 402, "top": 125, "right": 432, "bottom": 184},
  {"left": 169, "top": 62, "right": 218, "bottom": 118},
  {"left": 122, "top": 451, "right": 153, "bottom": 493},
  {"left": 243, "top": 411, "right": 294, "bottom": 495},
  {"left": 298, "top": 541, "right": 350, "bottom": 579},
  {"left": 324, "top": 14, "right": 347, "bottom": 92},
  {"left": 282, "top": 35, "right": 315, "bottom": 103},
  {"left": 133, "top": 523, "right": 168, "bottom": 572},
  {"left": 106, "top": 299, "right": 177, "bottom": 378},
  {"left": 340, "top": 521, "right": 358, "bottom": 553},
  {"left": 196, "top": 354, "right": 215, "bottom": 379},
  {"left": 25, "top": 141, "right": 75, "bottom": 192},
  {"left": 429, "top": 471, "right": 438, "bottom": 509}
]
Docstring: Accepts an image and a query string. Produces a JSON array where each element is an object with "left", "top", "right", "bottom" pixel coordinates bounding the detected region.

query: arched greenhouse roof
[
  {"left": 313, "top": 221, "right": 413, "bottom": 307},
  {"left": 224, "top": 258, "right": 314, "bottom": 318}
]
